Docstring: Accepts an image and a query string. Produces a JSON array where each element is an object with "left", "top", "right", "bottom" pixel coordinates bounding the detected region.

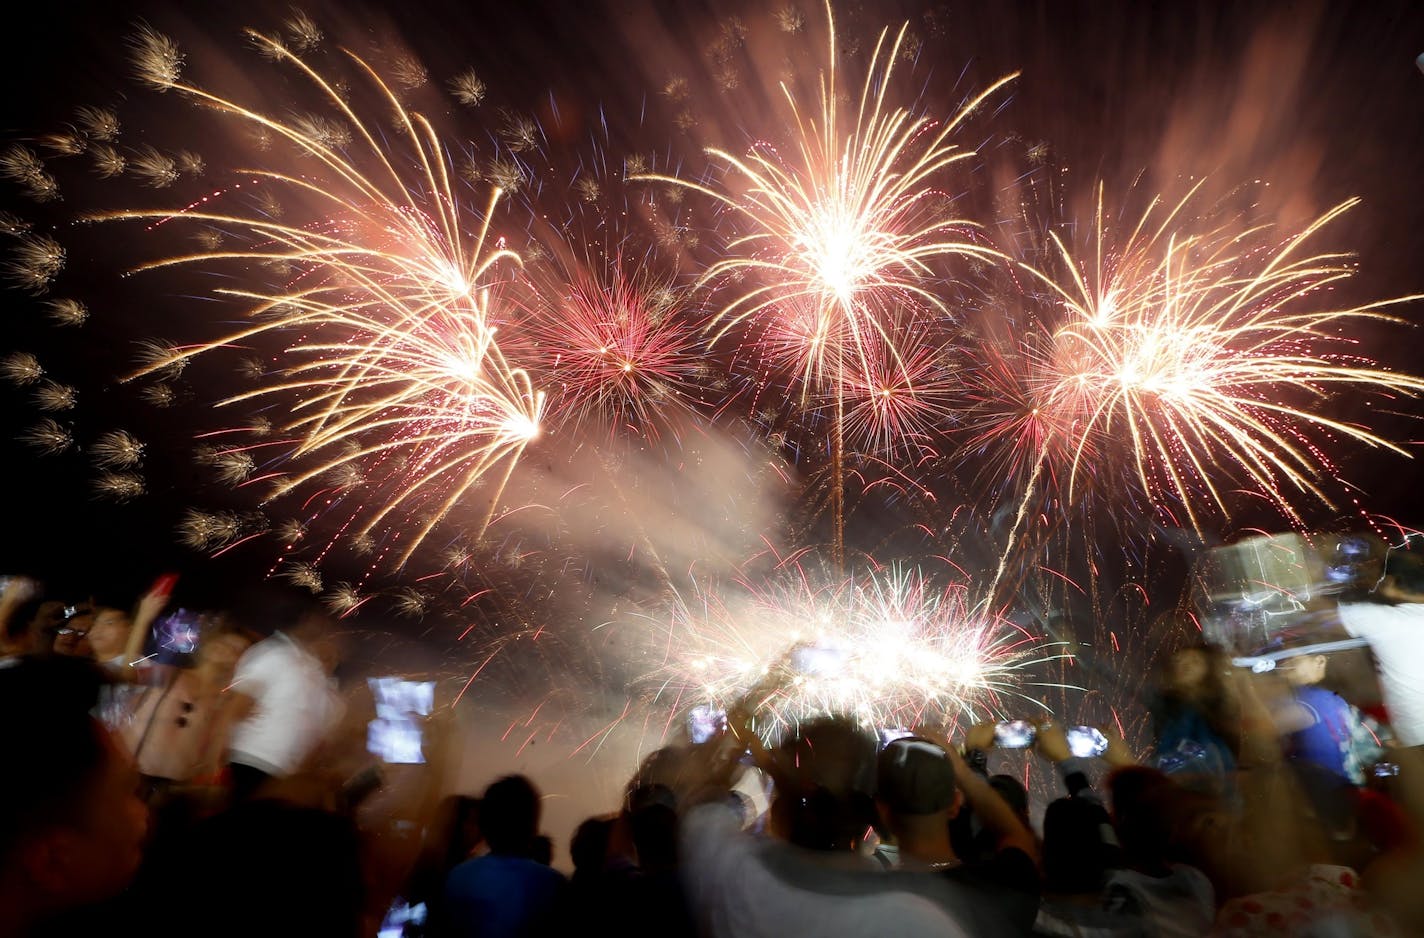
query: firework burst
[
  {"left": 43, "top": 297, "right": 88, "bottom": 326},
  {"left": 628, "top": 565, "right": 1061, "bottom": 738},
  {"left": 6, "top": 233, "right": 65, "bottom": 293},
  {"left": 638, "top": 10, "right": 1014, "bottom": 399},
  {"left": 531, "top": 252, "right": 701, "bottom": 436},
  {"left": 103, "top": 26, "right": 545, "bottom": 568},
  {"left": 997, "top": 185, "right": 1424, "bottom": 531}
]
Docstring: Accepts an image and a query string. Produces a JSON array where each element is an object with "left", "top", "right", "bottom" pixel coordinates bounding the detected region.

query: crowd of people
[{"left": 4, "top": 535, "right": 1424, "bottom": 937}]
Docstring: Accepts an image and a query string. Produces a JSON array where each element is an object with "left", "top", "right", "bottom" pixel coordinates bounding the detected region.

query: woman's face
[
  {"left": 87, "top": 609, "right": 131, "bottom": 659},
  {"left": 1168, "top": 648, "right": 1210, "bottom": 691}
]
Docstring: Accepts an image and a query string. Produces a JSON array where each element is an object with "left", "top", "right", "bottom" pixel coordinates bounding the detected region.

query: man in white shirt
[
  {"left": 221, "top": 599, "right": 343, "bottom": 800},
  {"left": 1336, "top": 548, "right": 1424, "bottom": 747}
]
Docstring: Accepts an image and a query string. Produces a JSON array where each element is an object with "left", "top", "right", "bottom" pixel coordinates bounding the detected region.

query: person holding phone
[{"left": 874, "top": 732, "right": 1042, "bottom": 934}]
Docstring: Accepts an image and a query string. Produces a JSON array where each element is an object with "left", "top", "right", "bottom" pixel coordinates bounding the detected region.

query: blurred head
[
  {"left": 0, "top": 657, "right": 148, "bottom": 918},
  {"left": 87, "top": 608, "right": 131, "bottom": 661},
  {"left": 1043, "top": 795, "right": 1119, "bottom": 894},
  {"left": 197, "top": 627, "right": 251, "bottom": 673},
  {"left": 989, "top": 773, "right": 1031, "bottom": 828},
  {"left": 570, "top": 816, "right": 613, "bottom": 876},
  {"left": 50, "top": 606, "right": 94, "bottom": 658},
  {"left": 481, "top": 775, "right": 542, "bottom": 856},
  {"left": 1108, "top": 766, "right": 1179, "bottom": 872},
  {"left": 1280, "top": 653, "right": 1328, "bottom": 687},
  {"left": 876, "top": 737, "right": 960, "bottom": 818},
  {"left": 1379, "top": 545, "right": 1424, "bottom": 603},
  {"left": 769, "top": 715, "right": 878, "bottom": 851},
  {"left": 1165, "top": 646, "right": 1212, "bottom": 692}
]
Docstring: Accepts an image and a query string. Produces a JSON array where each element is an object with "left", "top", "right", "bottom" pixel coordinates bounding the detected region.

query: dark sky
[{"left": 1, "top": 0, "right": 1422, "bottom": 616}]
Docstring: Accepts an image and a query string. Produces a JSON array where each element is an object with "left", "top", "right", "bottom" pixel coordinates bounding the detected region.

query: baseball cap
[{"left": 876, "top": 736, "right": 957, "bottom": 815}]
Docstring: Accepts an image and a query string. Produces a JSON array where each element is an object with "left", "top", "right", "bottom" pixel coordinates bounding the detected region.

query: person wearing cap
[{"left": 875, "top": 733, "right": 1041, "bottom": 934}]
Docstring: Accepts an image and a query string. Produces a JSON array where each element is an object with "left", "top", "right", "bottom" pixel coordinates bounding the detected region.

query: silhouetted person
[{"left": 443, "top": 775, "right": 565, "bottom": 938}]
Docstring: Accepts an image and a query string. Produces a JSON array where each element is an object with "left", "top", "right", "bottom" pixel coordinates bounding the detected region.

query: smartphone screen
[
  {"left": 150, "top": 609, "right": 202, "bottom": 668},
  {"left": 994, "top": 719, "right": 1036, "bottom": 748},
  {"left": 687, "top": 704, "right": 727, "bottom": 744},
  {"left": 877, "top": 727, "right": 914, "bottom": 748},
  {"left": 1066, "top": 725, "right": 1109, "bottom": 758},
  {"left": 367, "top": 677, "right": 435, "bottom": 764},
  {"left": 790, "top": 644, "right": 848, "bottom": 676}
]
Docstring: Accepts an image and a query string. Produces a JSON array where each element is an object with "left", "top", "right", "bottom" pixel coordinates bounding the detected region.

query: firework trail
[
  {"left": 107, "top": 26, "right": 545, "bottom": 568},
  {"left": 638, "top": 3, "right": 1015, "bottom": 565}
]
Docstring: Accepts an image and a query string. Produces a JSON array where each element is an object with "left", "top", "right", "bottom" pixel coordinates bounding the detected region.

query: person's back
[
  {"left": 1103, "top": 768, "right": 1214, "bottom": 938},
  {"left": 680, "top": 801, "right": 968, "bottom": 938},
  {"left": 443, "top": 775, "right": 565, "bottom": 938},
  {"left": 443, "top": 853, "right": 565, "bottom": 938}
]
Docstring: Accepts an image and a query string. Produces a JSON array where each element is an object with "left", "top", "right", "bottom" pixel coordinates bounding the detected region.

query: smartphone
[
  {"left": 367, "top": 677, "right": 435, "bottom": 764},
  {"left": 1066, "top": 725, "right": 1109, "bottom": 758},
  {"left": 791, "top": 644, "right": 848, "bottom": 676},
  {"left": 377, "top": 897, "right": 427, "bottom": 938},
  {"left": 877, "top": 727, "right": 914, "bottom": 749},
  {"left": 150, "top": 572, "right": 180, "bottom": 598},
  {"left": 994, "top": 719, "right": 1036, "bottom": 749},
  {"left": 151, "top": 608, "right": 202, "bottom": 667},
  {"left": 687, "top": 704, "right": 727, "bottom": 745}
]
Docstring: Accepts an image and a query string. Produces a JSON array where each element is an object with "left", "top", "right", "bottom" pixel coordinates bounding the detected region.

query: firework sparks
[
  {"left": 74, "top": 106, "right": 120, "bottom": 142},
  {"left": 638, "top": 10, "right": 1014, "bottom": 399},
  {"left": 2, "top": 352, "right": 44, "bottom": 385},
  {"left": 93, "top": 471, "right": 145, "bottom": 502},
  {"left": 90, "top": 429, "right": 145, "bottom": 469},
  {"left": 6, "top": 233, "right": 65, "bottom": 293},
  {"left": 532, "top": 253, "right": 701, "bottom": 436},
  {"left": 101, "top": 26, "right": 544, "bottom": 568},
  {"left": 0, "top": 145, "right": 59, "bottom": 202},
  {"left": 997, "top": 186, "right": 1424, "bottom": 531},
  {"left": 21, "top": 418, "right": 72, "bottom": 455},
  {"left": 44, "top": 297, "right": 88, "bottom": 326},
  {"left": 176, "top": 508, "right": 251, "bottom": 551},
  {"left": 448, "top": 69, "right": 487, "bottom": 108},
  {"left": 628, "top": 566, "right": 1060, "bottom": 737},
  {"left": 33, "top": 379, "right": 76, "bottom": 412}
]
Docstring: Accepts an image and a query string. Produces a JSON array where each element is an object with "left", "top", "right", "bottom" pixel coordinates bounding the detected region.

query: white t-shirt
[
  {"left": 227, "top": 632, "right": 342, "bottom": 775},
  {"left": 680, "top": 802, "right": 969, "bottom": 938},
  {"left": 1337, "top": 601, "right": 1424, "bottom": 746}
]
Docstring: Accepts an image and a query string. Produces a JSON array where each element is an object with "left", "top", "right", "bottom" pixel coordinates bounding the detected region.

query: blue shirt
[
  {"left": 1290, "top": 685, "right": 1354, "bottom": 781},
  {"left": 443, "top": 854, "right": 565, "bottom": 938}
]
